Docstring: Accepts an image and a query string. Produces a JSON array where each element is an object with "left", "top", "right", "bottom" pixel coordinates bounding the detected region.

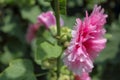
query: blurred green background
[{"left": 0, "top": 0, "right": 120, "bottom": 80}]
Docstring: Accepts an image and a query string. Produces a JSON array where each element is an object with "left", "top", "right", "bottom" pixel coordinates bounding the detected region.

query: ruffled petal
[{"left": 63, "top": 5, "right": 107, "bottom": 76}]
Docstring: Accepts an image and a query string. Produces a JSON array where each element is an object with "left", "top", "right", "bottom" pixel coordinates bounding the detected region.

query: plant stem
[
  {"left": 35, "top": 72, "right": 48, "bottom": 77},
  {"left": 54, "top": 0, "right": 61, "bottom": 80},
  {"left": 54, "top": 0, "right": 60, "bottom": 36},
  {"left": 57, "top": 56, "right": 60, "bottom": 80}
]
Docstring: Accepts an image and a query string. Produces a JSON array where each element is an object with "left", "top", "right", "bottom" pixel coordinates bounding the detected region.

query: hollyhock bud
[{"left": 63, "top": 5, "right": 108, "bottom": 76}]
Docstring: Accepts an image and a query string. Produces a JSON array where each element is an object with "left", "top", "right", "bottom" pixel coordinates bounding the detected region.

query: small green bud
[
  {"left": 60, "top": 27, "right": 72, "bottom": 42},
  {"left": 49, "top": 26, "right": 57, "bottom": 36},
  {"left": 41, "top": 58, "right": 57, "bottom": 69}
]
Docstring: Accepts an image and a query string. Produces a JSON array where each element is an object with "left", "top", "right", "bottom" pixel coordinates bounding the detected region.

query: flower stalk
[
  {"left": 54, "top": 0, "right": 60, "bottom": 37},
  {"left": 54, "top": 0, "right": 61, "bottom": 79}
]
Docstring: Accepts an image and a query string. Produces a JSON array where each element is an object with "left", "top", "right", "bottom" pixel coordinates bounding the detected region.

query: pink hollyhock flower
[
  {"left": 74, "top": 73, "right": 91, "bottom": 80},
  {"left": 63, "top": 5, "right": 107, "bottom": 75},
  {"left": 83, "top": 5, "right": 108, "bottom": 60},
  {"left": 26, "top": 23, "right": 39, "bottom": 43},
  {"left": 37, "top": 11, "right": 64, "bottom": 29},
  {"left": 26, "top": 11, "right": 64, "bottom": 43}
]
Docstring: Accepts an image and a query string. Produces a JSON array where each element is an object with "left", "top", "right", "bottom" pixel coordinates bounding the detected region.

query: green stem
[
  {"left": 35, "top": 72, "right": 48, "bottom": 77},
  {"left": 54, "top": 0, "right": 60, "bottom": 36},
  {"left": 57, "top": 56, "right": 60, "bottom": 80},
  {"left": 54, "top": 0, "right": 61, "bottom": 80},
  {"left": 56, "top": 50, "right": 63, "bottom": 80}
]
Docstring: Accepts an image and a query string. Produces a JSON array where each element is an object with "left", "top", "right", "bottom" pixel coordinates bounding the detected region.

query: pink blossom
[
  {"left": 26, "top": 11, "right": 64, "bottom": 43},
  {"left": 37, "top": 11, "right": 64, "bottom": 29},
  {"left": 26, "top": 23, "right": 39, "bottom": 43},
  {"left": 74, "top": 72, "right": 91, "bottom": 80},
  {"left": 83, "top": 5, "right": 108, "bottom": 60},
  {"left": 63, "top": 19, "right": 94, "bottom": 75},
  {"left": 63, "top": 5, "right": 107, "bottom": 75}
]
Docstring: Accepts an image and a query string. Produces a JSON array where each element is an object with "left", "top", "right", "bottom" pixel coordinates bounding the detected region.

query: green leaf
[
  {"left": 1, "top": 11, "right": 26, "bottom": 43},
  {"left": 1, "top": 14, "right": 15, "bottom": 33},
  {"left": 4, "top": 0, "right": 35, "bottom": 6},
  {"left": 34, "top": 40, "right": 62, "bottom": 65},
  {"left": 42, "top": 30, "right": 57, "bottom": 44},
  {"left": 41, "top": 42, "right": 62, "bottom": 58},
  {"left": 38, "top": 0, "right": 51, "bottom": 7},
  {"left": 16, "top": 0, "right": 35, "bottom": 6},
  {"left": 59, "top": 0, "right": 67, "bottom": 15},
  {"left": 0, "top": 47, "right": 14, "bottom": 64},
  {"left": 0, "top": 59, "right": 36, "bottom": 80},
  {"left": 21, "top": 6, "right": 41, "bottom": 23},
  {"left": 36, "top": 27, "right": 57, "bottom": 44}
]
